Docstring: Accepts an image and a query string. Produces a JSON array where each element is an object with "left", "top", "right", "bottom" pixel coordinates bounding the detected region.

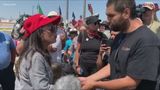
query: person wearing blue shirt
[
  {"left": 63, "top": 31, "right": 77, "bottom": 63},
  {"left": 0, "top": 32, "right": 16, "bottom": 90}
]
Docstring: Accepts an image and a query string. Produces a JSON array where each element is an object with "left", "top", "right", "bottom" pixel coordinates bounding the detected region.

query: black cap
[
  {"left": 100, "top": 21, "right": 108, "bottom": 25},
  {"left": 85, "top": 15, "right": 101, "bottom": 25},
  {"left": 69, "top": 31, "right": 78, "bottom": 36}
]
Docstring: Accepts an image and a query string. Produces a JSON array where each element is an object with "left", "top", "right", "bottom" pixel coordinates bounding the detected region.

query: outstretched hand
[
  {"left": 99, "top": 44, "right": 111, "bottom": 55},
  {"left": 78, "top": 77, "right": 96, "bottom": 90}
]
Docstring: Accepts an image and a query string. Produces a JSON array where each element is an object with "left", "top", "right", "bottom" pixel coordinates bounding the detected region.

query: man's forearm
[
  {"left": 87, "top": 64, "right": 110, "bottom": 81},
  {"left": 74, "top": 43, "right": 80, "bottom": 66},
  {"left": 94, "top": 76, "right": 140, "bottom": 90},
  {"left": 74, "top": 50, "right": 80, "bottom": 66}
]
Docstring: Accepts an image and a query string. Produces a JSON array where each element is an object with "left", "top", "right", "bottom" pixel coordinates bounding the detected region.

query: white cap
[{"left": 48, "top": 11, "right": 59, "bottom": 17}]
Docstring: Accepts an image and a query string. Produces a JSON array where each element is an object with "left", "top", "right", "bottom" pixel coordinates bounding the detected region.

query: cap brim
[
  {"left": 143, "top": 6, "right": 153, "bottom": 10},
  {"left": 97, "top": 19, "right": 101, "bottom": 22},
  {"left": 39, "top": 16, "right": 61, "bottom": 27},
  {"left": 50, "top": 16, "right": 61, "bottom": 25}
]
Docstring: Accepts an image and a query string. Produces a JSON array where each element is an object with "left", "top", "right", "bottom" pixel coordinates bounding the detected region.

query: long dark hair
[{"left": 16, "top": 24, "right": 57, "bottom": 79}]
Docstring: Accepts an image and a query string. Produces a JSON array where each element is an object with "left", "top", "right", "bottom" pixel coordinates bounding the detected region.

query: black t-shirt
[
  {"left": 78, "top": 31, "right": 107, "bottom": 64},
  {"left": 109, "top": 25, "right": 160, "bottom": 90}
]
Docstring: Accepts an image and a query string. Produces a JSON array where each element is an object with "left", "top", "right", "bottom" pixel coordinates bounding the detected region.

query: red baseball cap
[{"left": 23, "top": 14, "right": 61, "bottom": 38}]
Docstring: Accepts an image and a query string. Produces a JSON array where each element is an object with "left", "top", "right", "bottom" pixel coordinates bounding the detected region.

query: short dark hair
[{"left": 106, "top": 0, "right": 137, "bottom": 19}]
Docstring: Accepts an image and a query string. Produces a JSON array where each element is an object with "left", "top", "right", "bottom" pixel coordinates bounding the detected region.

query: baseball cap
[
  {"left": 48, "top": 11, "right": 63, "bottom": 24},
  {"left": 48, "top": 11, "right": 59, "bottom": 17},
  {"left": 142, "top": 2, "right": 155, "bottom": 10},
  {"left": 85, "top": 15, "right": 101, "bottom": 25},
  {"left": 23, "top": 14, "right": 61, "bottom": 38},
  {"left": 100, "top": 21, "right": 108, "bottom": 25}
]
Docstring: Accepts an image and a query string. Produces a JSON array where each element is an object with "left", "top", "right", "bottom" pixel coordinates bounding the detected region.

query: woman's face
[{"left": 41, "top": 24, "right": 57, "bottom": 45}]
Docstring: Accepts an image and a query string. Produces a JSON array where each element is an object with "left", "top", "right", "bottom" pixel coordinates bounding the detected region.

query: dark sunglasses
[
  {"left": 43, "top": 25, "right": 57, "bottom": 33},
  {"left": 50, "top": 25, "right": 58, "bottom": 33},
  {"left": 94, "top": 22, "right": 100, "bottom": 25}
]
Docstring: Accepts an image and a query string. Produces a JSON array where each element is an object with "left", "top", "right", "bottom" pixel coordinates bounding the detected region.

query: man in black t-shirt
[{"left": 79, "top": 0, "right": 160, "bottom": 90}]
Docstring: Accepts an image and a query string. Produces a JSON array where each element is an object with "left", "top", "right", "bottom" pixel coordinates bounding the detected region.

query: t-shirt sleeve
[{"left": 127, "top": 44, "right": 159, "bottom": 81}]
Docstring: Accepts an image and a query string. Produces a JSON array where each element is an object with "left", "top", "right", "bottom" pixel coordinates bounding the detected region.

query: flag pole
[
  {"left": 32, "top": 6, "right": 34, "bottom": 15},
  {"left": 38, "top": 0, "right": 39, "bottom": 5},
  {"left": 83, "top": 0, "right": 86, "bottom": 19},
  {"left": 66, "top": 0, "right": 69, "bottom": 28}
]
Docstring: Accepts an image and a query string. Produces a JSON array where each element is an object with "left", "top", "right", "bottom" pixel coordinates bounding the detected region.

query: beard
[{"left": 109, "top": 17, "right": 130, "bottom": 32}]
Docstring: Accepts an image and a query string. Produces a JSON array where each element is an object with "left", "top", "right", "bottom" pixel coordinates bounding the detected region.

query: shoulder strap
[
  {"left": 79, "top": 31, "right": 86, "bottom": 55},
  {"left": 81, "top": 31, "right": 86, "bottom": 43}
]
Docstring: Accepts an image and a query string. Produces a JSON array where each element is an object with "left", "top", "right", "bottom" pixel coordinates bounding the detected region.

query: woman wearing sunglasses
[{"left": 15, "top": 14, "right": 61, "bottom": 90}]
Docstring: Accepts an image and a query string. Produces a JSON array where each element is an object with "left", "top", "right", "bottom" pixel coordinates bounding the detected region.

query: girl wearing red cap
[{"left": 15, "top": 14, "right": 61, "bottom": 90}]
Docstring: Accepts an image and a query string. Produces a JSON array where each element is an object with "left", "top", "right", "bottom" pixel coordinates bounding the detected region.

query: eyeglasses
[{"left": 50, "top": 25, "right": 57, "bottom": 33}]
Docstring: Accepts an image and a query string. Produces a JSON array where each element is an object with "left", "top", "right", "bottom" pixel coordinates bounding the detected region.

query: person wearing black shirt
[{"left": 74, "top": 15, "right": 107, "bottom": 77}]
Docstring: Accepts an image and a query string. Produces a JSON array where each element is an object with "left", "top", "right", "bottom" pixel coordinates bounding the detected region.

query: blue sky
[{"left": 0, "top": 0, "right": 160, "bottom": 21}]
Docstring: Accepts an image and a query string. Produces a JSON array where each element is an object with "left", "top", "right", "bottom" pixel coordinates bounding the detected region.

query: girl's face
[{"left": 41, "top": 24, "right": 57, "bottom": 45}]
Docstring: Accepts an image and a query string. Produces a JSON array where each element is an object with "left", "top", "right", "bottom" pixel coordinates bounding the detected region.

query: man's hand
[
  {"left": 78, "top": 77, "right": 87, "bottom": 88},
  {"left": 76, "top": 66, "right": 81, "bottom": 75},
  {"left": 81, "top": 78, "right": 96, "bottom": 90},
  {"left": 99, "top": 44, "right": 111, "bottom": 55},
  {"left": 79, "top": 77, "right": 96, "bottom": 90}
]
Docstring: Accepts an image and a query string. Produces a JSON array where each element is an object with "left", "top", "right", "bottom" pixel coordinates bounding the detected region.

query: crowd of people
[{"left": 0, "top": 0, "right": 160, "bottom": 90}]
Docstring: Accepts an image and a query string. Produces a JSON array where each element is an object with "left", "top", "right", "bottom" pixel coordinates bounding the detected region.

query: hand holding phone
[{"left": 101, "top": 38, "right": 113, "bottom": 47}]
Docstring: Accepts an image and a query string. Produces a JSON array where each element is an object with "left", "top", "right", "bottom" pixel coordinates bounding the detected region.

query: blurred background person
[
  {"left": 141, "top": 2, "right": 160, "bottom": 39},
  {"left": 47, "top": 11, "right": 66, "bottom": 64},
  {"left": 10, "top": 14, "right": 31, "bottom": 90},
  {"left": 0, "top": 31, "right": 16, "bottom": 90},
  {"left": 99, "top": 20, "right": 111, "bottom": 39},
  {"left": 63, "top": 30, "right": 78, "bottom": 64}
]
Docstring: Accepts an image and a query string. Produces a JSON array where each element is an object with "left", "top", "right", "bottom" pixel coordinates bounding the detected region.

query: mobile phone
[
  {"left": 101, "top": 39, "right": 108, "bottom": 45},
  {"left": 101, "top": 38, "right": 113, "bottom": 46}
]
